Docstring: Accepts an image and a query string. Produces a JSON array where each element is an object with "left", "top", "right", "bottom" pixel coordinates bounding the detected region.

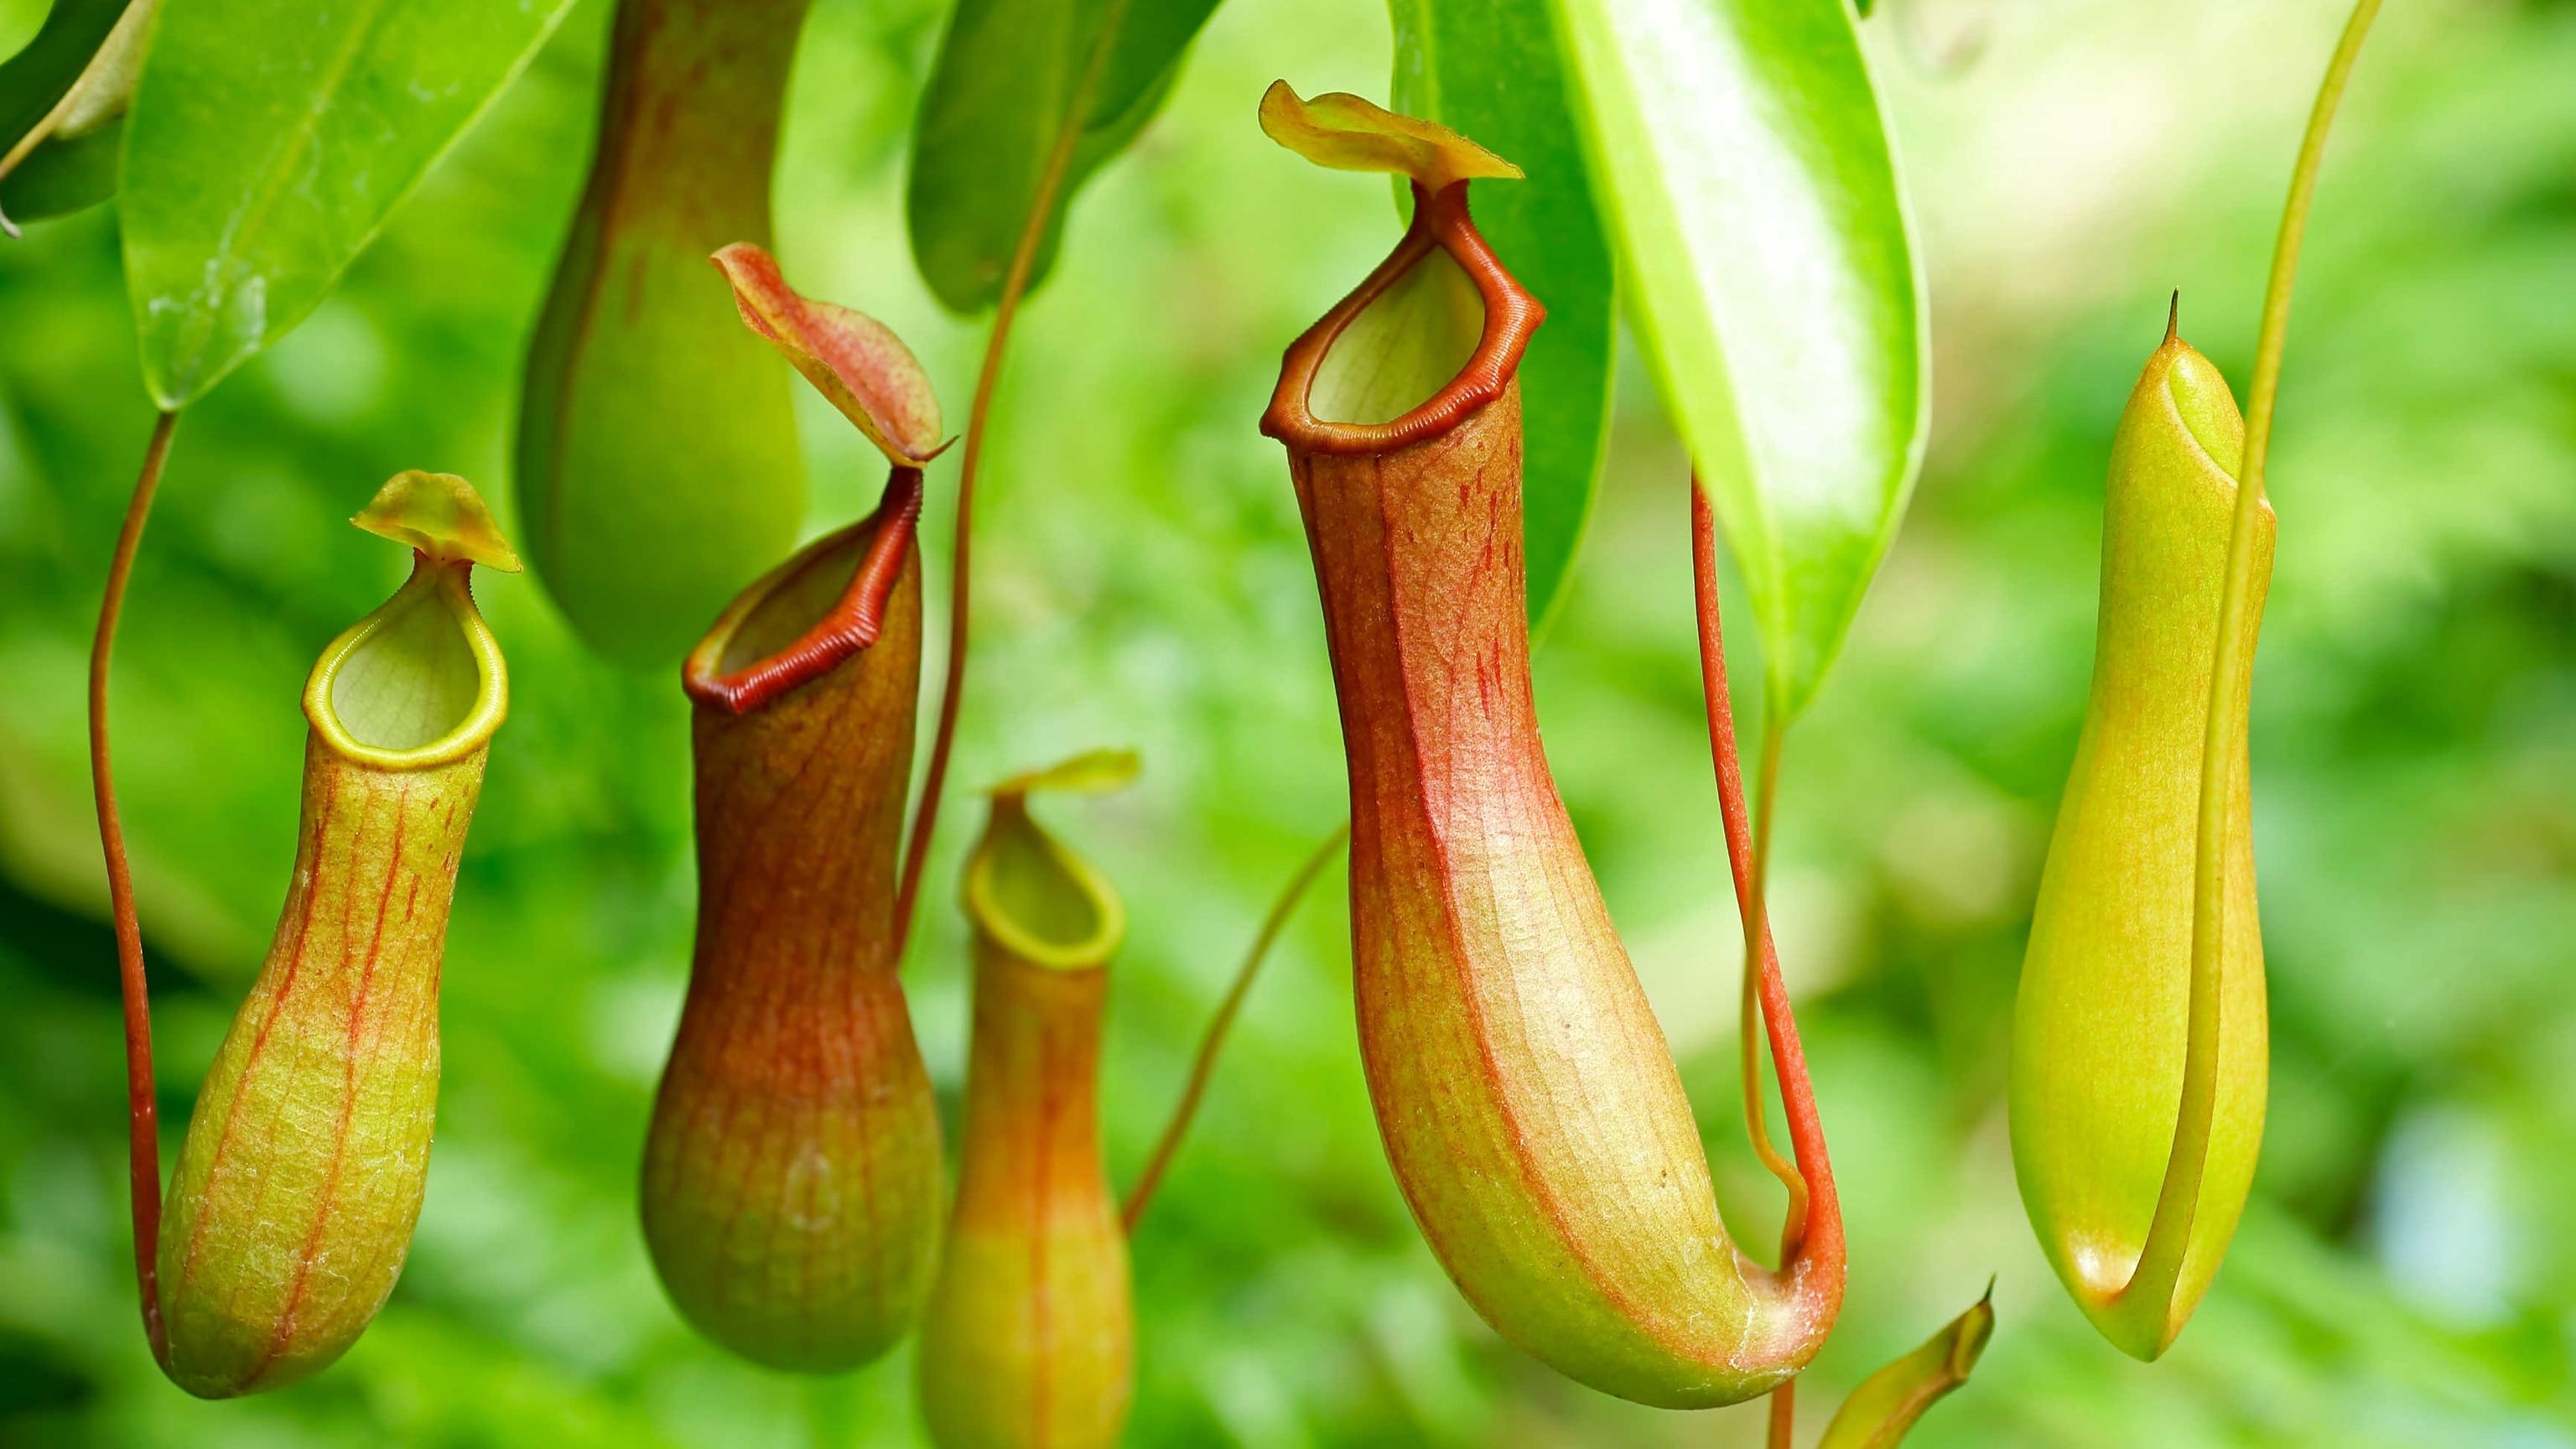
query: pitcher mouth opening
[
  {"left": 962, "top": 797, "right": 1125, "bottom": 971},
  {"left": 1260, "top": 182, "right": 1543, "bottom": 457},
  {"left": 305, "top": 558, "right": 508, "bottom": 769},
  {"left": 683, "top": 467, "right": 922, "bottom": 715}
]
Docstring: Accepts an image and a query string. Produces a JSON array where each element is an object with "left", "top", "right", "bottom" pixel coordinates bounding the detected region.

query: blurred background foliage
[{"left": 0, "top": 0, "right": 2570, "bottom": 1442}]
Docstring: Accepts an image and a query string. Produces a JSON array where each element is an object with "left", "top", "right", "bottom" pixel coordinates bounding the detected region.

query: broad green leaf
[
  {"left": 0, "top": 0, "right": 127, "bottom": 146},
  {"left": 1545, "top": 0, "right": 1924, "bottom": 718},
  {"left": 1390, "top": 0, "right": 1614, "bottom": 634},
  {"left": 121, "top": 0, "right": 577, "bottom": 408},
  {"left": 908, "top": 0, "right": 1223, "bottom": 314},
  {"left": 0, "top": 0, "right": 133, "bottom": 231},
  {"left": 0, "top": 117, "right": 118, "bottom": 224}
]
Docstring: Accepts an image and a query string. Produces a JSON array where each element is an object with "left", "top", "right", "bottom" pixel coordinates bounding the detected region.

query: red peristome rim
[
  {"left": 683, "top": 468, "right": 923, "bottom": 714},
  {"left": 1259, "top": 181, "right": 1544, "bottom": 456}
]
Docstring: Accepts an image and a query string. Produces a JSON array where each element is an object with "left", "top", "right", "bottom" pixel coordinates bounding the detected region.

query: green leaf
[
  {"left": 1545, "top": 0, "right": 1924, "bottom": 718},
  {"left": 120, "top": 0, "right": 577, "bottom": 409},
  {"left": 0, "top": 0, "right": 135, "bottom": 231},
  {"left": 908, "top": 0, "right": 1223, "bottom": 314},
  {"left": 0, "top": 117, "right": 119, "bottom": 225},
  {"left": 1390, "top": 0, "right": 1615, "bottom": 635},
  {"left": 0, "top": 0, "right": 128, "bottom": 146}
]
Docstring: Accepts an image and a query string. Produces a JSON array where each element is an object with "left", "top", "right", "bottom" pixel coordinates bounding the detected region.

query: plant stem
[
  {"left": 891, "top": 0, "right": 1132, "bottom": 962},
  {"left": 1755, "top": 704, "right": 1800, "bottom": 1449},
  {"left": 1121, "top": 822, "right": 1348, "bottom": 1234},
  {"left": 1698, "top": 479, "right": 1809, "bottom": 1447},
  {"left": 91, "top": 407, "right": 179, "bottom": 1365},
  {"left": 1698, "top": 480, "right": 1808, "bottom": 1249},
  {"left": 1756, "top": 710, "right": 1804, "bottom": 1240},
  {"left": 2125, "top": 0, "right": 2379, "bottom": 1334},
  {"left": 1688, "top": 476, "right": 1840, "bottom": 1280}
]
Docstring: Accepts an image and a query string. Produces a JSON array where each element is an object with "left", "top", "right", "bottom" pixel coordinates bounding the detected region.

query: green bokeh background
[{"left": 2, "top": 0, "right": 2571, "bottom": 1443}]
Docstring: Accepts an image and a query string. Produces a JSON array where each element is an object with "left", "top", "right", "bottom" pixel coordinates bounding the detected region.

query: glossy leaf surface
[
  {"left": 0, "top": 0, "right": 138, "bottom": 230},
  {"left": 1545, "top": 0, "right": 1923, "bottom": 716},
  {"left": 0, "top": 118, "right": 117, "bottom": 224},
  {"left": 907, "top": 0, "right": 1222, "bottom": 313},
  {"left": 0, "top": 0, "right": 127, "bottom": 148},
  {"left": 122, "top": 0, "right": 575, "bottom": 408},
  {"left": 1389, "top": 0, "right": 1615, "bottom": 631}
]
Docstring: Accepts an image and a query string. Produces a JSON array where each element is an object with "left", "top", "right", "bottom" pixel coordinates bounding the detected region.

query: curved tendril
[
  {"left": 91, "top": 407, "right": 179, "bottom": 1366},
  {"left": 1696, "top": 480, "right": 1814, "bottom": 1250},
  {"left": 2120, "top": 0, "right": 2380, "bottom": 1339},
  {"left": 1700, "top": 480, "right": 1819, "bottom": 1449},
  {"left": 891, "top": 0, "right": 1135, "bottom": 964},
  {"left": 1690, "top": 477, "right": 1841, "bottom": 1277},
  {"left": 1121, "top": 822, "right": 1349, "bottom": 1234},
  {"left": 1753, "top": 716, "right": 1807, "bottom": 1244}
]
